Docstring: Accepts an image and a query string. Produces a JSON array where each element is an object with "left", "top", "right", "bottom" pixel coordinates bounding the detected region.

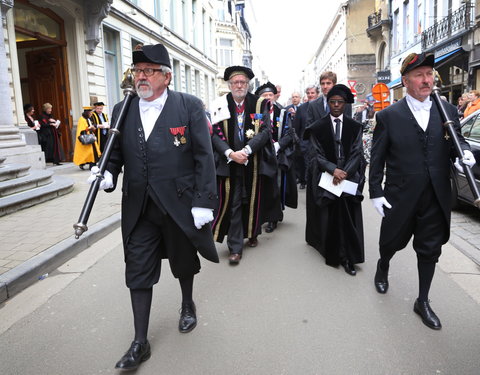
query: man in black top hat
[
  {"left": 92, "top": 43, "right": 218, "bottom": 370},
  {"left": 304, "top": 84, "right": 365, "bottom": 276},
  {"left": 90, "top": 101, "right": 109, "bottom": 152},
  {"left": 369, "top": 52, "right": 474, "bottom": 330},
  {"left": 210, "top": 67, "right": 280, "bottom": 264},
  {"left": 254, "top": 82, "right": 297, "bottom": 233}
]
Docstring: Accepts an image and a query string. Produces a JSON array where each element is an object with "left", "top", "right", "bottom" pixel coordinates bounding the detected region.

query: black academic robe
[
  {"left": 273, "top": 104, "right": 297, "bottom": 209},
  {"left": 304, "top": 115, "right": 365, "bottom": 266},
  {"left": 369, "top": 98, "right": 470, "bottom": 252},
  {"left": 106, "top": 89, "right": 219, "bottom": 264},
  {"left": 211, "top": 92, "right": 280, "bottom": 242},
  {"left": 38, "top": 112, "right": 62, "bottom": 163},
  {"left": 90, "top": 111, "right": 109, "bottom": 152}
]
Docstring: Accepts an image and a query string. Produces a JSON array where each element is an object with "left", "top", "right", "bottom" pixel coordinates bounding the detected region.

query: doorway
[{"left": 14, "top": 0, "right": 73, "bottom": 161}]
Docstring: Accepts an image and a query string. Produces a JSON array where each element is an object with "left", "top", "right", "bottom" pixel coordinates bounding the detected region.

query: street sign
[
  {"left": 374, "top": 101, "right": 390, "bottom": 111},
  {"left": 347, "top": 80, "right": 357, "bottom": 91},
  {"left": 372, "top": 83, "right": 390, "bottom": 102}
]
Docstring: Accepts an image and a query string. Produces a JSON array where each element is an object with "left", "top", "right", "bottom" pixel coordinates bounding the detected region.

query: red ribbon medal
[{"left": 169, "top": 126, "right": 187, "bottom": 146}]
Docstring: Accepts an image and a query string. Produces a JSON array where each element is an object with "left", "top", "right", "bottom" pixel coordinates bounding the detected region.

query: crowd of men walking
[{"left": 85, "top": 43, "right": 476, "bottom": 371}]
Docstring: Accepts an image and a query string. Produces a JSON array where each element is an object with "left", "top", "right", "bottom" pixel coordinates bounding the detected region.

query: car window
[
  {"left": 469, "top": 118, "right": 480, "bottom": 141},
  {"left": 461, "top": 115, "right": 477, "bottom": 138}
]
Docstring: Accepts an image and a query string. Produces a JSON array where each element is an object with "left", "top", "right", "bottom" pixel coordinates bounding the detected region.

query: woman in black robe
[
  {"left": 304, "top": 84, "right": 366, "bottom": 276},
  {"left": 24, "top": 103, "right": 42, "bottom": 144},
  {"left": 38, "top": 103, "right": 63, "bottom": 165}
]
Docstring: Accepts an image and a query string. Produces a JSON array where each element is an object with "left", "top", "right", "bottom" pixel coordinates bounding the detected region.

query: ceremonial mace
[
  {"left": 73, "top": 69, "right": 137, "bottom": 238},
  {"left": 431, "top": 72, "right": 480, "bottom": 209}
]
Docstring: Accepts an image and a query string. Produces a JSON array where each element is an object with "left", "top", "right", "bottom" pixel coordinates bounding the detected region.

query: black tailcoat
[
  {"left": 369, "top": 98, "right": 469, "bottom": 251},
  {"left": 304, "top": 115, "right": 365, "bottom": 266},
  {"left": 106, "top": 89, "right": 219, "bottom": 263}
]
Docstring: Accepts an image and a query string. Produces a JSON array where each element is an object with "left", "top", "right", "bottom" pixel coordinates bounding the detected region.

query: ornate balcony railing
[
  {"left": 367, "top": 9, "right": 382, "bottom": 29},
  {"left": 421, "top": 1, "right": 474, "bottom": 50}
]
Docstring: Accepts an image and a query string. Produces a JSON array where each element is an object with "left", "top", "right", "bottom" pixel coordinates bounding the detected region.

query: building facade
[
  {"left": 2, "top": 0, "right": 219, "bottom": 164},
  {"left": 303, "top": 0, "right": 376, "bottom": 102}
]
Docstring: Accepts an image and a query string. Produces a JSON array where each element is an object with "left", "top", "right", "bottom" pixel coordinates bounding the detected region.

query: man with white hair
[
  {"left": 211, "top": 66, "right": 280, "bottom": 264},
  {"left": 92, "top": 43, "right": 218, "bottom": 370}
]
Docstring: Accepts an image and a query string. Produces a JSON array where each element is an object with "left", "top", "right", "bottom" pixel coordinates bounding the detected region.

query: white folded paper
[{"left": 319, "top": 172, "right": 358, "bottom": 197}]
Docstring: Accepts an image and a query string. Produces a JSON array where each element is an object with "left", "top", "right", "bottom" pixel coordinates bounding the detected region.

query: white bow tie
[
  {"left": 412, "top": 99, "right": 432, "bottom": 112},
  {"left": 139, "top": 100, "right": 163, "bottom": 112}
]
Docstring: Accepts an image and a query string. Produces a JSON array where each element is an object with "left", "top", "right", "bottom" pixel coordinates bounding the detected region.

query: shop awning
[
  {"left": 435, "top": 48, "right": 462, "bottom": 64},
  {"left": 387, "top": 77, "right": 401, "bottom": 89}
]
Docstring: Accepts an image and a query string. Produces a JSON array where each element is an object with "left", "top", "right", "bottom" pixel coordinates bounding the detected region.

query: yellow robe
[{"left": 73, "top": 116, "right": 101, "bottom": 166}]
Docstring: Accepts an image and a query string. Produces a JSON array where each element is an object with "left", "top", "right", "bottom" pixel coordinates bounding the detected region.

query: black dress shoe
[
  {"left": 265, "top": 222, "right": 277, "bottom": 233},
  {"left": 179, "top": 301, "right": 197, "bottom": 333},
  {"left": 115, "top": 340, "right": 151, "bottom": 370},
  {"left": 228, "top": 253, "right": 242, "bottom": 265},
  {"left": 414, "top": 299, "right": 442, "bottom": 330},
  {"left": 341, "top": 260, "right": 356, "bottom": 276},
  {"left": 374, "top": 259, "right": 389, "bottom": 294}
]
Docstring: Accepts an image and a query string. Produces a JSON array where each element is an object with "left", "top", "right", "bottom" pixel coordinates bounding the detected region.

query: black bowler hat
[
  {"left": 254, "top": 81, "right": 277, "bottom": 96},
  {"left": 93, "top": 102, "right": 105, "bottom": 106},
  {"left": 133, "top": 43, "right": 171, "bottom": 68},
  {"left": 327, "top": 84, "right": 355, "bottom": 104},
  {"left": 223, "top": 65, "right": 254, "bottom": 81},
  {"left": 400, "top": 52, "right": 434, "bottom": 75}
]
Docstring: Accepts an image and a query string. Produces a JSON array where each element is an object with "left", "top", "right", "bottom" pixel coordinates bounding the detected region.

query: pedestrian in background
[
  {"left": 463, "top": 90, "right": 480, "bottom": 118},
  {"left": 90, "top": 101, "right": 109, "bottom": 152},
  {"left": 369, "top": 53, "right": 475, "bottom": 330},
  {"left": 293, "top": 85, "right": 319, "bottom": 189},
  {"left": 38, "top": 102, "right": 62, "bottom": 165},
  {"left": 304, "top": 84, "right": 365, "bottom": 276},
  {"left": 24, "top": 103, "right": 41, "bottom": 143},
  {"left": 90, "top": 43, "right": 218, "bottom": 371},
  {"left": 73, "top": 106, "right": 100, "bottom": 170}
]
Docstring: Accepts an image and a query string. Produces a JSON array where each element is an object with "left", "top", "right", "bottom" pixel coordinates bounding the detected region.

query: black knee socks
[
  {"left": 418, "top": 262, "right": 436, "bottom": 302},
  {"left": 179, "top": 276, "right": 194, "bottom": 304},
  {"left": 130, "top": 288, "right": 153, "bottom": 343}
]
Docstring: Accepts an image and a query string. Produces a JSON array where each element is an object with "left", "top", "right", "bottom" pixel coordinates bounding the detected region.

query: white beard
[{"left": 136, "top": 80, "right": 154, "bottom": 99}]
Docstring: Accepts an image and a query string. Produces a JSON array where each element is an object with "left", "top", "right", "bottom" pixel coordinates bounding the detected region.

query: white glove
[
  {"left": 371, "top": 197, "right": 392, "bottom": 217},
  {"left": 273, "top": 142, "right": 280, "bottom": 155},
  {"left": 103, "top": 122, "right": 110, "bottom": 129},
  {"left": 191, "top": 207, "right": 214, "bottom": 229},
  {"left": 55, "top": 120, "right": 61, "bottom": 128},
  {"left": 454, "top": 150, "right": 476, "bottom": 172},
  {"left": 87, "top": 166, "right": 114, "bottom": 190}
]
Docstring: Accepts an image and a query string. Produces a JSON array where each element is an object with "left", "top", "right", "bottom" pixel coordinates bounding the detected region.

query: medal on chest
[{"left": 169, "top": 126, "right": 187, "bottom": 147}]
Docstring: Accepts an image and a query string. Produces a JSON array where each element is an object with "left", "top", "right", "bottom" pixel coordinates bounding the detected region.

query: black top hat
[
  {"left": 223, "top": 66, "right": 254, "bottom": 81},
  {"left": 133, "top": 44, "right": 171, "bottom": 68},
  {"left": 400, "top": 53, "right": 434, "bottom": 75},
  {"left": 327, "top": 84, "right": 355, "bottom": 104},
  {"left": 254, "top": 81, "right": 277, "bottom": 96},
  {"left": 93, "top": 102, "right": 105, "bottom": 106}
]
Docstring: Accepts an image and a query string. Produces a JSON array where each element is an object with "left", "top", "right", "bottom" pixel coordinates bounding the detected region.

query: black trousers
[
  {"left": 124, "top": 197, "right": 200, "bottom": 289},
  {"left": 380, "top": 182, "right": 445, "bottom": 263}
]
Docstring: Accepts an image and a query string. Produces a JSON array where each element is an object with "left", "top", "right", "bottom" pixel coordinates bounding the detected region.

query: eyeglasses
[
  {"left": 132, "top": 68, "right": 163, "bottom": 77},
  {"left": 328, "top": 99, "right": 346, "bottom": 105},
  {"left": 230, "top": 80, "right": 248, "bottom": 86}
]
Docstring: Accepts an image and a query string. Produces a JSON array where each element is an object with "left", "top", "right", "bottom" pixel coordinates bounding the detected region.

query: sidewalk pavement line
[
  {"left": 449, "top": 232, "right": 480, "bottom": 267},
  {"left": 0, "top": 212, "right": 121, "bottom": 304}
]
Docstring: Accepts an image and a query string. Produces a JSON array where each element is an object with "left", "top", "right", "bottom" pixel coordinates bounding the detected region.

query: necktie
[
  {"left": 334, "top": 118, "right": 342, "bottom": 160},
  {"left": 236, "top": 103, "right": 245, "bottom": 141}
]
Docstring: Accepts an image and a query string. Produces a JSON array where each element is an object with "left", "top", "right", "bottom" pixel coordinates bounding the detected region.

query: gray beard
[{"left": 137, "top": 87, "right": 154, "bottom": 99}]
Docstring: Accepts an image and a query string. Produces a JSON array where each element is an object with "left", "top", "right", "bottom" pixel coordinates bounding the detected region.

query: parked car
[{"left": 451, "top": 109, "right": 480, "bottom": 208}]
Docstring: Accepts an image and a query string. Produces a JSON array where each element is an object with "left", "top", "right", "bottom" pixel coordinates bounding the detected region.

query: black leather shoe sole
[{"left": 374, "top": 260, "right": 389, "bottom": 293}]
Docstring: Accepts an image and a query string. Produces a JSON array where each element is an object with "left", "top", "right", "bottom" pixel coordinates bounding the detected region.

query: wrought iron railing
[
  {"left": 367, "top": 9, "right": 382, "bottom": 29},
  {"left": 421, "top": 1, "right": 474, "bottom": 50}
]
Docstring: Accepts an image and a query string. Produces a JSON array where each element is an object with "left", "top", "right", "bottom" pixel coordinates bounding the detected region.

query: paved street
[{"left": 0, "top": 184, "right": 479, "bottom": 374}]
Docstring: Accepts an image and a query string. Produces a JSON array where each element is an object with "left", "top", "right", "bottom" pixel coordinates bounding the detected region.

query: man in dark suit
[
  {"left": 369, "top": 52, "right": 475, "bottom": 330},
  {"left": 304, "top": 84, "right": 365, "bottom": 276},
  {"left": 211, "top": 66, "right": 279, "bottom": 264},
  {"left": 307, "top": 71, "right": 352, "bottom": 128},
  {"left": 90, "top": 101, "right": 109, "bottom": 152},
  {"left": 293, "top": 85, "right": 319, "bottom": 189},
  {"left": 92, "top": 44, "right": 218, "bottom": 370}
]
